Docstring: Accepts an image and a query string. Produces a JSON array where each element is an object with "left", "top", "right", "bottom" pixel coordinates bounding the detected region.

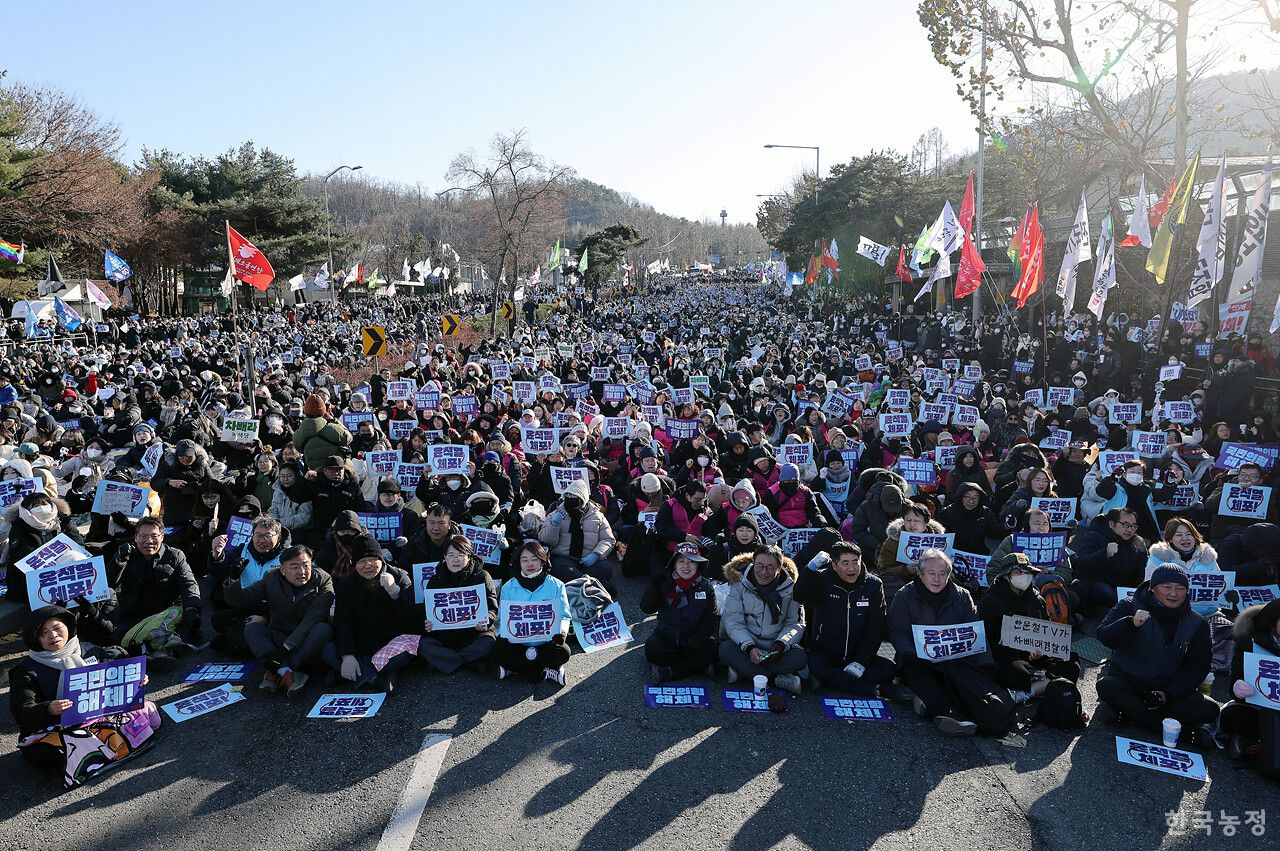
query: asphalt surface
[{"left": 0, "top": 579, "right": 1271, "bottom": 851}]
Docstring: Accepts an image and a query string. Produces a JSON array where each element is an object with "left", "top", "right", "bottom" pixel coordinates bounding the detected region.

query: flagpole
[{"left": 973, "top": 0, "right": 987, "bottom": 326}]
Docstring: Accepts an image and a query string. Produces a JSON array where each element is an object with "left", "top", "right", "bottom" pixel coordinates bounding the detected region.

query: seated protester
[
  {"left": 3, "top": 492, "right": 86, "bottom": 608},
  {"left": 779, "top": 433, "right": 819, "bottom": 483},
  {"left": 993, "top": 441, "right": 1047, "bottom": 492},
  {"left": 1050, "top": 441, "right": 1091, "bottom": 501},
  {"left": 1152, "top": 458, "right": 1201, "bottom": 528},
  {"left": 937, "top": 482, "right": 993, "bottom": 556},
  {"left": 323, "top": 536, "right": 419, "bottom": 693},
  {"left": 397, "top": 502, "right": 462, "bottom": 576},
  {"left": 1145, "top": 517, "right": 1218, "bottom": 576},
  {"left": 876, "top": 501, "right": 944, "bottom": 603},
  {"left": 995, "top": 466, "right": 1055, "bottom": 535},
  {"left": 315, "top": 510, "right": 382, "bottom": 581},
  {"left": 888, "top": 549, "right": 1016, "bottom": 738},
  {"left": 209, "top": 516, "right": 289, "bottom": 644},
  {"left": 978, "top": 552, "right": 1081, "bottom": 703},
  {"left": 367, "top": 477, "right": 420, "bottom": 559},
  {"left": 538, "top": 477, "right": 618, "bottom": 595},
  {"left": 846, "top": 470, "right": 909, "bottom": 567},
  {"left": 719, "top": 544, "right": 807, "bottom": 702},
  {"left": 1220, "top": 599, "right": 1280, "bottom": 776},
  {"left": 816, "top": 450, "right": 855, "bottom": 521},
  {"left": 476, "top": 450, "right": 516, "bottom": 512},
  {"left": 652, "top": 479, "right": 710, "bottom": 575},
  {"left": 1093, "top": 458, "right": 1171, "bottom": 543},
  {"left": 417, "top": 535, "right": 498, "bottom": 675},
  {"left": 459, "top": 489, "right": 510, "bottom": 555},
  {"left": 267, "top": 460, "right": 313, "bottom": 542},
  {"left": 796, "top": 541, "right": 899, "bottom": 698},
  {"left": 1205, "top": 463, "right": 1278, "bottom": 547},
  {"left": 1071, "top": 508, "right": 1149, "bottom": 610},
  {"left": 8, "top": 606, "right": 162, "bottom": 790},
  {"left": 417, "top": 469, "right": 494, "bottom": 520},
  {"left": 764, "top": 463, "right": 836, "bottom": 530},
  {"left": 223, "top": 544, "right": 334, "bottom": 696},
  {"left": 746, "top": 446, "right": 780, "bottom": 495},
  {"left": 239, "top": 450, "right": 279, "bottom": 512},
  {"left": 307, "top": 455, "right": 364, "bottom": 536},
  {"left": 1096, "top": 563, "right": 1218, "bottom": 744},
  {"left": 640, "top": 542, "right": 720, "bottom": 684},
  {"left": 493, "top": 541, "right": 572, "bottom": 685},
  {"left": 945, "top": 445, "right": 993, "bottom": 500},
  {"left": 109, "top": 517, "right": 202, "bottom": 654},
  {"left": 1217, "top": 521, "right": 1280, "bottom": 587},
  {"left": 989, "top": 508, "right": 1073, "bottom": 585},
  {"left": 151, "top": 438, "right": 210, "bottom": 527},
  {"left": 709, "top": 513, "right": 762, "bottom": 583},
  {"left": 701, "top": 478, "right": 759, "bottom": 541}
]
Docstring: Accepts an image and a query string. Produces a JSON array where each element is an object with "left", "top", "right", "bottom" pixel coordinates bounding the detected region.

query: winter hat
[
  {"left": 985, "top": 551, "right": 1041, "bottom": 587},
  {"left": 1149, "top": 563, "right": 1190, "bottom": 589},
  {"left": 132, "top": 423, "right": 154, "bottom": 437},
  {"left": 24, "top": 605, "right": 77, "bottom": 652},
  {"left": 480, "top": 451, "right": 500, "bottom": 464},
  {"left": 323, "top": 455, "right": 346, "bottom": 470},
  {"left": 303, "top": 394, "right": 326, "bottom": 417},
  {"left": 779, "top": 463, "right": 799, "bottom": 482},
  {"left": 16, "top": 442, "right": 40, "bottom": 458},
  {"left": 639, "top": 472, "right": 662, "bottom": 493},
  {"left": 637, "top": 445, "right": 658, "bottom": 461},
  {"left": 880, "top": 483, "right": 905, "bottom": 514},
  {"left": 824, "top": 449, "right": 845, "bottom": 467},
  {"left": 349, "top": 536, "right": 385, "bottom": 565},
  {"left": 733, "top": 512, "right": 761, "bottom": 536},
  {"left": 674, "top": 541, "right": 707, "bottom": 563},
  {"left": 175, "top": 439, "right": 198, "bottom": 456}
]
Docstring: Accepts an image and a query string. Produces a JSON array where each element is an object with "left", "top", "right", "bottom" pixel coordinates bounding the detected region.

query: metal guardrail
[{"left": 0, "top": 332, "right": 92, "bottom": 350}]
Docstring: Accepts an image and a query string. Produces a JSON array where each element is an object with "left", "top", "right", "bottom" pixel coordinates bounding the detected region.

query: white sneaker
[
  {"left": 774, "top": 673, "right": 802, "bottom": 695},
  {"left": 543, "top": 666, "right": 566, "bottom": 686},
  {"left": 496, "top": 665, "right": 509, "bottom": 681},
  {"left": 1009, "top": 689, "right": 1033, "bottom": 705}
]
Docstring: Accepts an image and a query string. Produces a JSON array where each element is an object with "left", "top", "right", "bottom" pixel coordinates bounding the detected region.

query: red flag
[
  {"left": 1010, "top": 205, "right": 1044, "bottom": 309},
  {"left": 1148, "top": 179, "right": 1177, "bottom": 232},
  {"left": 820, "top": 239, "right": 839, "bottom": 271},
  {"left": 955, "top": 231, "right": 985, "bottom": 298},
  {"left": 895, "top": 245, "right": 913, "bottom": 283},
  {"left": 226, "top": 223, "right": 275, "bottom": 291},
  {"left": 959, "top": 171, "right": 975, "bottom": 236},
  {"left": 804, "top": 253, "right": 818, "bottom": 285}
]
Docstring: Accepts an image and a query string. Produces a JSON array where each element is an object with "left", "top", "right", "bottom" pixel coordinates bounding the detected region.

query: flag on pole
[
  {"left": 1186, "top": 158, "right": 1229, "bottom": 308},
  {"left": 1149, "top": 179, "right": 1178, "bottom": 232},
  {"left": 855, "top": 236, "right": 890, "bottom": 266},
  {"left": 104, "top": 249, "right": 132, "bottom": 282},
  {"left": 289, "top": 273, "right": 306, "bottom": 291},
  {"left": 1146, "top": 153, "right": 1200, "bottom": 286},
  {"left": 550, "top": 240, "right": 561, "bottom": 269},
  {"left": 1010, "top": 205, "right": 1044, "bottom": 309},
  {"left": 1007, "top": 208, "right": 1029, "bottom": 279},
  {"left": 924, "top": 202, "right": 963, "bottom": 256},
  {"left": 910, "top": 225, "right": 932, "bottom": 276},
  {"left": 0, "top": 239, "right": 23, "bottom": 263},
  {"left": 347, "top": 263, "right": 363, "bottom": 284},
  {"left": 1087, "top": 214, "right": 1117, "bottom": 321},
  {"left": 366, "top": 268, "right": 382, "bottom": 290},
  {"left": 53, "top": 296, "right": 83, "bottom": 331},
  {"left": 895, "top": 245, "right": 913, "bottom": 283},
  {"left": 1120, "top": 174, "right": 1152, "bottom": 248},
  {"left": 1221, "top": 157, "right": 1272, "bottom": 335},
  {"left": 821, "top": 239, "right": 840, "bottom": 270},
  {"left": 86, "top": 280, "right": 111, "bottom": 309},
  {"left": 226, "top": 223, "right": 275, "bottom": 290},
  {"left": 577, "top": 246, "right": 589, "bottom": 274},
  {"left": 314, "top": 262, "right": 330, "bottom": 289},
  {"left": 955, "top": 231, "right": 985, "bottom": 299},
  {"left": 959, "top": 172, "right": 975, "bottom": 236},
  {"left": 402, "top": 257, "right": 411, "bottom": 282},
  {"left": 1055, "top": 190, "right": 1091, "bottom": 311}
]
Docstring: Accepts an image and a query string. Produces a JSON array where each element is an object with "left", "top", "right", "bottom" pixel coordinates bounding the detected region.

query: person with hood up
[
  {"left": 151, "top": 438, "right": 210, "bottom": 526},
  {"left": 1096, "top": 563, "right": 1218, "bottom": 744},
  {"left": 719, "top": 544, "right": 807, "bottom": 702},
  {"left": 845, "top": 469, "right": 909, "bottom": 566},
  {"left": 701, "top": 478, "right": 759, "bottom": 541},
  {"left": 888, "top": 549, "right": 1016, "bottom": 738},
  {"left": 1219, "top": 599, "right": 1280, "bottom": 776},
  {"left": 315, "top": 509, "right": 383, "bottom": 581},
  {"left": 538, "top": 477, "right": 618, "bottom": 595},
  {"left": 323, "top": 536, "right": 419, "bottom": 693},
  {"left": 8, "top": 606, "right": 162, "bottom": 789},
  {"left": 1217, "top": 521, "right": 1280, "bottom": 586},
  {"left": 292, "top": 393, "right": 353, "bottom": 469},
  {"left": 797, "top": 541, "right": 900, "bottom": 697},
  {"left": 3, "top": 492, "right": 86, "bottom": 608},
  {"left": 746, "top": 445, "right": 780, "bottom": 495},
  {"left": 268, "top": 460, "right": 313, "bottom": 540},
  {"left": 876, "top": 501, "right": 944, "bottom": 603},
  {"left": 718, "top": 430, "right": 752, "bottom": 483},
  {"left": 493, "top": 541, "right": 572, "bottom": 685},
  {"left": 417, "top": 535, "right": 498, "bottom": 675},
  {"left": 641, "top": 542, "right": 720, "bottom": 684}
]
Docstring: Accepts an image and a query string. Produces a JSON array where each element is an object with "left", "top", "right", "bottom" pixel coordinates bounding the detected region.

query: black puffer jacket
[
  {"left": 1070, "top": 515, "right": 1148, "bottom": 591},
  {"left": 641, "top": 564, "right": 719, "bottom": 647},
  {"left": 332, "top": 564, "right": 419, "bottom": 657},
  {"left": 795, "top": 564, "right": 886, "bottom": 668}
]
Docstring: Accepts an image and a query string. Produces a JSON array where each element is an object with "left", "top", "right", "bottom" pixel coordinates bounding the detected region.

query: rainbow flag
[{"left": 0, "top": 239, "right": 23, "bottom": 263}]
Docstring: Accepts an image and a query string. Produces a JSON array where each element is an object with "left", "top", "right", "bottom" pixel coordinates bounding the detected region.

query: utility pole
[{"left": 1173, "top": 0, "right": 1190, "bottom": 174}]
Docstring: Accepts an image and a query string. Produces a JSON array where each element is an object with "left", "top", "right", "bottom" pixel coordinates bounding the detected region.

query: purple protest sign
[
  {"left": 722, "top": 688, "right": 787, "bottom": 714},
  {"left": 820, "top": 697, "right": 893, "bottom": 722},
  {"left": 59, "top": 656, "right": 147, "bottom": 725},
  {"left": 644, "top": 685, "right": 710, "bottom": 709}
]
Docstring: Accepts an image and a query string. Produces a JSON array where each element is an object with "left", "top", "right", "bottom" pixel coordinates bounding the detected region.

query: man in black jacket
[
  {"left": 309, "top": 455, "right": 364, "bottom": 534},
  {"left": 1070, "top": 508, "right": 1149, "bottom": 610},
  {"left": 795, "top": 541, "right": 900, "bottom": 697},
  {"left": 109, "top": 517, "right": 202, "bottom": 648}
]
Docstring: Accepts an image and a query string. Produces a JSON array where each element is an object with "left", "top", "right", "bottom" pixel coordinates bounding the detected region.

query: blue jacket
[{"left": 499, "top": 574, "right": 571, "bottom": 639}]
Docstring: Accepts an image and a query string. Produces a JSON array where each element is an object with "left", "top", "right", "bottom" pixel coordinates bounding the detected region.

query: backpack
[
  {"left": 564, "top": 575, "right": 612, "bottom": 624},
  {"left": 1038, "top": 577, "right": 1073, "bottom": 625},
  {"left": 1207, "top": 611, "right": 1236, "bottom": 675},
  {"left": 1036, "top": 678, "right": 1085, "bottom": 730}
]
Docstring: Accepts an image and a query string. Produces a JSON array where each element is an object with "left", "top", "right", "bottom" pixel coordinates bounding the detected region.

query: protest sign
[
  {"left": 602, "top": 383, "right": 627, "bottom": 404},
  {"left": 1213, "top": 442, "right": 1278, "bottom": 471},
  {"left": 644, "top": 685, "right": 710, "bottom": 709},
  {"left": 161, "top": 683, "right": 244, "bottom": 723},
  {"left": 1097, "top": 451, "right": 1137, "bottom": 475},
  {"left": 722, "top": 689, "right": 786, "bottom": 714},
  {"left": 911, "top": 622, "right": 987, "bottom": 661},
  {"left": 1013, "top": 359, "right": 1034, "bottom": 375},
  {"left": 638, "top": 509, "right": 658, "bottom": 531},
  {"left": 1115, "top": 737, "right": 1207, "bottom": 781},
  {"left": 1047, "top": 386, "right": 1075, "bottom": 407},
  {"left": 220, "top": 417, "right": 259, "bottom": 443},
  {"left": 357, "top": 512, "right": 403, "bottom": 543},
  {"left": 1031, "top": 497, "right": 1077, "bottom": 528},
  {"left": 885, "top": 389, "right": 910, "bottom": 410},
  {"left": 935, "top": 445, "right": 959, "bottom": 470},
  {"left": 92, "top": 480, "right": 150, "bottom": 518},
  {"left": 779, "top": 443, "right": 813, "bottom": 469},
  {"left": 665, "top": 418, "right": 700, "bottom": 441},
  {"left": 953, "top": 405, "right": 979, "bottom": 427},
  {"left": 1023, "top": 389, "right": 1045, "bottom": 409},
  {"left": 1186, "top": 570, "right": 1234, "bottom": 613},
  {"left": 451, "top": 395, "right": 479, "bottom": 417},
  {"left": 779, "top": 528, "right": 820, "bottom": 557},
  {"left": 59, "top": 656, "right": 146, "bottom": 725},
  {"left": 460, "top": 523, "right": 503, "bottom": 565},
  {"left": 602, "top": 417, "right": 630, "bottom": 439},
  {"left": 1218, "top": 484, "right": 1271, "bottom": 519},
  {"left": 184, "top": 662, "right": 253, "bottom": 684},
  {"left": 427, "top": 444, "right": 469, "bottom": 475},
  {"left": 920, "top": 402, "right": 950, "bottom": 424},
  {"left": 1000, "top": 615, "right": 1073, "bottom": 661},
  {"left": 1012, "top": 532, "right": 1068, "bottom": 567},
  {"left": 25, "top": 555, "right": 110, "bottom": 609},
  {"left": 307, "top": 693, "right": 386, "bottom": 719},
  {"left": 341, "top": 411, "right": 374, "bottom": 432},
  {"left": 951, "top": 550, "right": 990, "bottom": 588},
  {"left": 1108, "top": 403, "right": 1143, "bottom": 425},
  {"left": 744, "top": 504, "right": 787, "bottom": 543},
  {"left": 225, "top": 515, "right": 254, "bottom": 552},
  {"left": 0, "top": 477, "right": 44, "bottom": 508},
  {"left": 521, "top": 427, "right": 559, "bottom": 455},
  {"left": 820, "top": 697, "right": 892, "bottom": 722},
  {"left": 141, "top": 443, "right": 164, "bottom": 478},
  {"left": 411, "top": 562, "right": 438, "bottom": 605},
  {"left": 366, "top": 450, "right": 400, "bottom": 475},
  {"left": 963, "top": 364, "right": 983, "bottom": 380},
  {"left": 1243, "top": 652, "right": 1280, "bottom": 712},
  {"left": 1158, "top": 364, "right": 1183, "bottom": 382},
  {"left": 1132, "top": 431, "right": 1167, "bottom": 458},
  {"left": 393, "top": 462, "right": 426, "bottom": 488},
  {"left": 854, "top": 354, "right": 872, "bottom": 371},
  {"left": 879, "top": 413, "right": 913, "bottom": 438},
  {"left": 1236, "top": 585, "right": 1280, "bottom": 608},
  {"left": 1039, "top": 430, "right": 1070, "bottom": 451},
  {"left": 424, "top": 584, "right": 488, "bottom": 630},
  {"left": 572, "top": 602, "right": 633, "bottom": 652},
  {"left": 498, "top": 599, "right": 565, "bottom": 644},
  {"left": 896, "top": 531, "right": 954, "bottom": 564},
  {"left": 1162, "top": 401, "right": 1194, "bottom": 424},
  {"left": 1154, "top": 484, "right": 1197, "bottom": 511},
  {"left": 15, "top": 533, "right": 91, "bottom": 575},
  {"left": 388, "top": 418, "right": 416, "bottom": 440},
  {"left": 897, "top": 458, "right": 937, "bottom": 486},
  {"left": 414, "top": 388, "right": 442, "bottom": 410},
  {"left": 551, "top": 465, "right": 589, "bottom": 494}
]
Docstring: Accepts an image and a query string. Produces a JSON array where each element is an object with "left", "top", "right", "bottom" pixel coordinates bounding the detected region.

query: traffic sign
[
  {"left": 361, "top": 326, "right": 387, "bottom": 357},
  {"left": 500, "top": 302, "right": 514, "bottom": 320},
  {"left": 442, "top": 314, "right": 460, "bottom": 336}
]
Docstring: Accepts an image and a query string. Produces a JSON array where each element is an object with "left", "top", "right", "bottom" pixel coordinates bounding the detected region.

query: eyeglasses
[{"left": 1112, "top": 520, "right": 1137, "bottom": 530}]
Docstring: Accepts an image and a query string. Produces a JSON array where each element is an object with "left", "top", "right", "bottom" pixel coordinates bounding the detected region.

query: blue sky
[{"left": 5, "top": 0, "right": 978, "bottom": 224}]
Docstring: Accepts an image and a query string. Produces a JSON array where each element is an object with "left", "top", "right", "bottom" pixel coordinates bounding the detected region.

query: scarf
[
  {"left": 752, "top": 571, "right": 784, "bottom": 621},
  {"left": 19, "top": 504, "right": 60, "bottom": 533},
  {"left": 30, "top": 634, "right": 88, "bottom": 671},
  {"left": 666, "top": 571, "right": 697, "bottom": 609},
  {"left": 516, "top": 569, "right": 546, "bottom": 592},
  {"left": 567, "top": 503, "right": 586, "bottom": 559},
  {"left": 915, "top": 578, "right": 951, "bottom": 614},
  {"left": 331, "top": 535, "right": 354, "bottom": 579}
]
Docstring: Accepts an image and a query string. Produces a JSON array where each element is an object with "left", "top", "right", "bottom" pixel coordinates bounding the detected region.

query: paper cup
[
  {"left": 1162, "top": 717, "right": 1181, "bottom": 748},
  {"left": 753, "top": 674, "right": 768, "bottom": 697}
]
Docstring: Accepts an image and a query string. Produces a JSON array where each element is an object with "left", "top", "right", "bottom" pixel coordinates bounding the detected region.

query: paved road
[{"left": 0, "top": 582, "right": 1268, "bottom": 851}]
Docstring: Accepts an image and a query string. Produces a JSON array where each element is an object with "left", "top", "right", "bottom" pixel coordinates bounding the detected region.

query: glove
[
  {"left": 228, "top": 557, "right": 247, "bottom": 580},
  {"left": 72, "top": 597, "right": 103, "bottom": 623},
  {"left": 181, "top": 608, "right": 202, "bottom": 642},
  {"left": 806, "top": 552, "right": 831, "bottom": 572},
  {"left": 1234, "top": 679, "right": 1256, "bottom": 700},
  {"left": 843, "top": 661, "right": 866, "bottom": 679},
  {"left": 581, "top": 552, "right": 600, "bottom": 568},
  {"left": 377, "top": 571, "right": 400, "bottom": 599},
  {"left": 340, "top": 655, "right": 362, "bottom": 682}
]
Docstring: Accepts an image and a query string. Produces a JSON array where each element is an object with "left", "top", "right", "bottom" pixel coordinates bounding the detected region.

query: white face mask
[
  {"left": 1009, "top": 573, "right": 1033, "bottom": 592},
  {"left": 697, "top": 456, "right": 710, "bottom": 466},
  {"left": 28, "top": 504, "right": 56, "bottom": 523},
  {"left": 1124, "top": 472, "right": 1144, "bottom": 485},
  {"left": 447, "top": 479, "right": 462, "bottom": 490},
  {"left": 85, "top": 448, "right": 102, "bottom": 459}
]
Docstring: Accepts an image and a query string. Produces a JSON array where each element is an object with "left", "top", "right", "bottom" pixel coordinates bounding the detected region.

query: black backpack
[{"left": 1036, "top": 678, "right": 1085, "bottom": 730}]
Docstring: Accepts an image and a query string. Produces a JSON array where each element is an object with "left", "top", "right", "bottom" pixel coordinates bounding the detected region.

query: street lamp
[
  {"left": 763, "top": 144, "right": 820, "bottom": 203},
  {"left": 323, "top": 164, "right": 363, "bottom": 302}
]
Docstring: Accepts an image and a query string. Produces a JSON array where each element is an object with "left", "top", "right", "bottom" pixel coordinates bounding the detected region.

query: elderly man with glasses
[{"left": 1071, "top": 507, "right": 1151, "bottom": 612}]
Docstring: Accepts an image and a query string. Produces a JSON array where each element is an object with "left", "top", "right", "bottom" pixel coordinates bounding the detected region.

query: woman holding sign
[
  {"left": 419, "top": 535, "right": 498, "bottom": 675},
  {"left": 493, "top": 542, "right": 572, "bottom": 685},
  {"left": 1219, "top": 599, "right": 1280, "bottom": 776},
  {"left": 3, "top": 491, "right": 86, "bottom": 608}
]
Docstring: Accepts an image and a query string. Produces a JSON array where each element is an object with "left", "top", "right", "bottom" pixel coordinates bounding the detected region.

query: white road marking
[{"left": 376, "top": 733, "right": 453, "bottom": 851}]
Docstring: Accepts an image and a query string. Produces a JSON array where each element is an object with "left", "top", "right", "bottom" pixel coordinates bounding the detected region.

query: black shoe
[
  {"left": 1184, "top": 723, "right": 1214, "bottom": 750},
  {"left": 1227, "top": 734, "right": 1247, "bottom": 761},
  {"left": 1094, "top": 703, "right": 1121, "bottom": 725},
  {"left": 879, "top": 681, "right": 913, "bottom": 703},
  {"left": 375, "top": 670, "right": 397, "bottom": 695}
]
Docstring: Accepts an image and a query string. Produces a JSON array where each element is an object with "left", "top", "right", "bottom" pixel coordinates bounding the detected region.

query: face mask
[
  {"left": 1009, "top": 573, "right": 1033, "bottom": 592},
  {"left": 446, "top": 479, "right": 462, "bottom": 490},
  {"left": 1124, "top": 472, "right": 1143, "bottom": 485},
  {"left": 29, "top": 504, "right": 56, "bottom": 523},
  {"left": 697, "top": 456, "right": 710, "bottom": 466},
  {"left": 85, "top": 448, "right": 102, "bottom": 459}
]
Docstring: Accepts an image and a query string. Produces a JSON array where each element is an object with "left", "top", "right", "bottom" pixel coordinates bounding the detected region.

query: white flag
[
  {"left": 855, "top": 236, "right": 891, "bottom": 266},
  {"left": 925, "top": 202, "right": 963, "bottom": 256},
  {"left": 1124, "top": 174, "right": 1152, "bottom": 248},
  {"left": 1087, "top": 213, "right": 1116, "bottom": 321},
  {"left": 402, "top": 257, "right": 411, "bottom": 282},
  {"left": 86, "top": 280, "right": 112, "bottom": 309},
  {"left": 314, "top": 261, "right": 330, "bottom": 289},
  {"left": 1224, "top": 158, "right": 1271, "bottom": 310},
  {"left": 1055, "top": 190, "right": 1091, "bottom": 310},
  {"left": 1187, "top": 158, "right": 1228, "bottom": 308},
  {"left": 288, "top": 273, "right": 306, "bottom": 291},
  {"left": 917, "top": 251, "right": 951, "bottom": 301}
]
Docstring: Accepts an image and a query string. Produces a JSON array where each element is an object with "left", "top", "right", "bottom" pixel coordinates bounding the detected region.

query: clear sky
[{"left": 5, "top": 0, "right": 980, "bottom": 225}]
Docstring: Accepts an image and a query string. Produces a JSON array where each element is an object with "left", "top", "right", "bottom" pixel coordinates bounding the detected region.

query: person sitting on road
[
  {"left": 493, "top": 541, "right": 572, "bottom": 685},
  {"left": 109, "top": 516, "right": 202, "bottom": 656},
  {"left": 418, "top": 535, "right": 498, "bottom": 676},
  {"left": 1219, "top": 599, "right": 1280, "bottom": 777},
  {"left": 1096, "top": 563, "right": 1218, "bottom": 746},
  {"left": 224, "top": 544, "right": 334, "bottom": 697},
  {"left": 1071, "top": 507, "right": 1149, "bottom": 611},
  {"left": 888, "top": 549, "right": 1015, "bottom": 738},
  {"left": 719, "top": 544, "right": 807, "bottom": 702},
  {"left": 538, "top": 477, "right": 618, "bottom": 596},
  {"left": 641, "top": 542, "right": 720, "bottom": 684},
  {"left": 876, "top": 501, "right": 943, "bottom": 604}
]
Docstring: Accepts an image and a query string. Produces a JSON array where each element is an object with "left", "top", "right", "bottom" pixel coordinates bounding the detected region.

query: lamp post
[
  {"left": 323, "top": 164, "right": 362, "bottom": 303},
  {"left": 763, "top": 144, "right": 820, "bottom": 204}
]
